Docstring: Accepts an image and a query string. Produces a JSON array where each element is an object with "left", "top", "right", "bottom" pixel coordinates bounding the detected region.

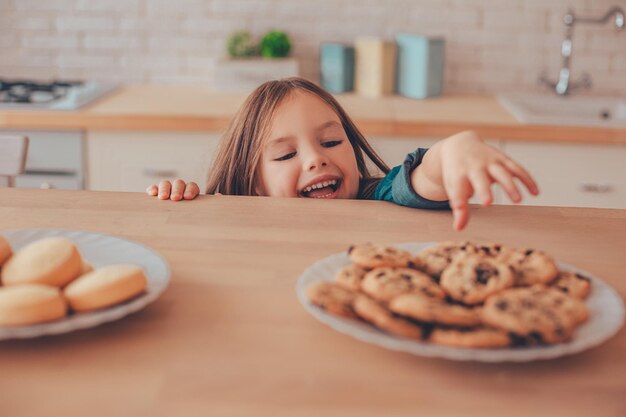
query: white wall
[{"left": 0, "top": 0, "right": 625, "bottom": 96}]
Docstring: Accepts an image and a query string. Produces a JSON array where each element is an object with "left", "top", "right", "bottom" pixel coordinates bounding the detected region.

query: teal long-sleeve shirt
[{"left": 374, "top": 148, "right": 450, "bottom": 210}]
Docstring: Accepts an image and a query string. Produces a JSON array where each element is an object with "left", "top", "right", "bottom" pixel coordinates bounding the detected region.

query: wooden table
[{"left": 0, "top": 188, "right": 625, "bottom": 417}]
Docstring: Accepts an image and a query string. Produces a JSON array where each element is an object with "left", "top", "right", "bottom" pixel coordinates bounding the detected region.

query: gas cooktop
[{"left": 0, "top": 79, "right": 118, "bottom": 110}]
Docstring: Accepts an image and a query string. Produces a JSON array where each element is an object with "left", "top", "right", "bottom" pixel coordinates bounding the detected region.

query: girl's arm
[
  {"left": 146, "top": 180, "right": 200, "bottom": 201},
  {"left": 410, "top": 131, "right": 539, "bottom": 230}
]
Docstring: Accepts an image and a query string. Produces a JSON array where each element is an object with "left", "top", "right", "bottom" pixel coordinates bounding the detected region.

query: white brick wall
[{"left": 0, "top": 0, "right": 624, "bottom": 96}]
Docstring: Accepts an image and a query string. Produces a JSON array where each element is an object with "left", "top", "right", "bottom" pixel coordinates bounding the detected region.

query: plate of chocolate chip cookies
[{"left": 296, "top": 241, "right": 625, "bottom": 362}]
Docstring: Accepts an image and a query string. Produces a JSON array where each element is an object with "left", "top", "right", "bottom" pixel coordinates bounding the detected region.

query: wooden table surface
[{"left": 0, "top": 188, "right": 625, "bottom": 417}]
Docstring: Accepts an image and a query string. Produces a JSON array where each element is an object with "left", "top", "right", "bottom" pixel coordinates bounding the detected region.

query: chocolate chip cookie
[
  {"left": 504, "top": 248, "right": 559, "bottom": 286},
  {"left": 414, "top": 241, "right": 478, "bottom": 279},
  {"left": 482, "top": 286, "right": 589, "bottom": 344},
  {"left": 429, "top": 326, "right": 511, "bottom": 348},
  {"left": 440, "top": 253, "right": 515, "bottom": 305},
  {"left": 389, "top": 293, "right": 482, "bottom": 327},
  {"left": 335, "top": 263, "right": 368, "bottom": 291},
  {"left": 353, "top": 294, "right": 423, "bottom": 339},
  {"left": 307, "top": 281, "right": 358, "bottom": 319},
  {"left": 551, "top": 271, "right": 592, "bottom": 300},
  {"left": 361, "top": 267, "right": 445, "bottom": 303},
  {"left": 348, "top": 243, "right": 416, "bottom": 269}
]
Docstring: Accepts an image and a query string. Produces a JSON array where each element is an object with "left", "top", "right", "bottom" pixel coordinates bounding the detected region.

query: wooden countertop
[
  {"left": 0, "top": 188, "right": 625, "bottom": 417},
  {"left": 1, "top": 85, "right": 625, "bottom": 144}
]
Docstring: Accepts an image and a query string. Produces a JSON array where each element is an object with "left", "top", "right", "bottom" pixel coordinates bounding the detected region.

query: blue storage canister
[
  {"left": 395, "top": 33, "right": 445, "bottom": 99},
  {"left": 319, "top": 43, "right": 355, "bottom": 93}
]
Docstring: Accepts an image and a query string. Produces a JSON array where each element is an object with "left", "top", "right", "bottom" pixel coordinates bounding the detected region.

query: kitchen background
[{"left": 1, "top": 0, "right": 625, "bottom": 96}]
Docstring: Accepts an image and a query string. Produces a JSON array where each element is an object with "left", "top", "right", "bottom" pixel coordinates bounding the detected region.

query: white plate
[
  {"left": 296, "top": 242, "right": 625, "bottom": 362},
  {"left": 0, "top": 229, "right": 170, "bottom": 340}
]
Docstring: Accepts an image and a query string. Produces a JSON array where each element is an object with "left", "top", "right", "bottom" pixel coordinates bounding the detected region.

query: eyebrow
[{"left": 267, "top": 120, "right": 343, "bottom": 146}]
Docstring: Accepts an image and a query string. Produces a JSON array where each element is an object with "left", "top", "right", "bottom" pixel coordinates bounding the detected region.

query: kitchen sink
[{"left": 498, "top": 93, "right": 626, "bottom": 128}]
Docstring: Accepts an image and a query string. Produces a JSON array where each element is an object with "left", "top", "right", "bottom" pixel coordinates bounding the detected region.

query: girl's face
[{"left": 255, "top": 91, "right": 360, "bottom": 199}]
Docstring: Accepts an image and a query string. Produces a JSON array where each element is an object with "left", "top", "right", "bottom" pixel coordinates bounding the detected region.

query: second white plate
[{"left": 0, "top": 229, "right": 170, "bottom": 340}]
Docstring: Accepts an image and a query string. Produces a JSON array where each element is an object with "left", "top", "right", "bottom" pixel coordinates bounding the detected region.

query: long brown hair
[{"left": 205, "top": 77, "right": 390, "bottom": 199}]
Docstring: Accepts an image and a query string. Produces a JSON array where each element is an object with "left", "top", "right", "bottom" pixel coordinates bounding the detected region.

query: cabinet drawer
[
  {"left": 87, "top": 132, "right": 221, "bottom": 192},
  {"left": 501, "top": 142, "right": 626, "bottom": 209}
]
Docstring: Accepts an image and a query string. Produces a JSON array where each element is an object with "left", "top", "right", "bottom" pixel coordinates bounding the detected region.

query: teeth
[{"left": 303, "top": 179, "right": 337, "bottom": 193}]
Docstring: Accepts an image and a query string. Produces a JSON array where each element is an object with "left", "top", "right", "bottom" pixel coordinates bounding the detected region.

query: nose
[{"left": 304, "top": 148, "right": 329, "bottom": 171}]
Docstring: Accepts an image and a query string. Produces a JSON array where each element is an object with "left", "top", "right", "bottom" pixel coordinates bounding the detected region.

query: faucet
[{"left": 539, "top": 6, "right": 625, "bottom": 96}]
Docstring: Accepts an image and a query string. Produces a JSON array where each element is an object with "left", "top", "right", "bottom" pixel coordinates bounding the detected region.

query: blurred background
[{"left": 1, "top": 0, "right": 624, "bottom": 96}]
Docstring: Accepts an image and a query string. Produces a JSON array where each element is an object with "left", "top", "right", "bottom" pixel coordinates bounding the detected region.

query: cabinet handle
[
  {"left": 143, "top": 169, "right": 178, "bottom": 178},
  {"left": 579, "top": 183, "right": 613, "bottom": 193}
]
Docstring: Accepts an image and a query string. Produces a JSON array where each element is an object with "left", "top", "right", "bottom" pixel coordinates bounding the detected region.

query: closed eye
[
  {"left": 274, "top": 152, "right": 296, "bottom": 161},
  {"left": 322, "top": 140, "right": 343, "bottom": 148}
]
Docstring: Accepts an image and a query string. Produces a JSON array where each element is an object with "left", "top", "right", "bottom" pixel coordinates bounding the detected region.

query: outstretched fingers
[
  {"left": 468, "top": 169, "right": 493, "bottom": 206},
  {"left": 488, "top": 163, "right": 522, "bottom": 203},
  {"left": 446, "top": 176, "right": 473, "bottom": 231},
  {"left": 502, "top": 158, "right": 540, "bottom": 196}
]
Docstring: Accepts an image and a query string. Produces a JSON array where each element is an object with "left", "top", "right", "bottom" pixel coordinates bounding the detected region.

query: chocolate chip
[
  {"left": 374, "top": 254, "right": 382, "bottom": 259},
  {"left": 401, "top": 274, "right": 412, "bottom": 281},
  {"left": 376, "top": 272, "right": 385, "bottom": 278},
  {"left": 575, "top": 273, "right": 591, "bottom": 282},
  {"left": 528, "top": 331, "right": 545, "bottom": 345},
  {"left": 476, "top": 264, "right": 496, "bottom": 284},
  {"left": 496, "top": 300, "right": 509, "bottom": 311},
  {"left": 508, "top": 332, "right": 529, "bottom": 347},
  {"left": 524, "top": 249, "right": 534, "bottom": 256},
  {"left": 555, "top": 327, "right": 565, "bottom": 338}
]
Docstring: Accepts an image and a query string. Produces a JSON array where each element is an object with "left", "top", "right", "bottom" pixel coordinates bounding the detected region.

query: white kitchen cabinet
[
  {"left": 500, "top": 141, "right": 626, "bottom": 209},
  {"left": 87, "top": 132, "right": 221, "bottom": 192}
]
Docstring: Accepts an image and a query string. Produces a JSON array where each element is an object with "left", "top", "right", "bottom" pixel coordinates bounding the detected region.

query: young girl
[{"left": 146, "top": 77, "right": 538, "bottom": 230}]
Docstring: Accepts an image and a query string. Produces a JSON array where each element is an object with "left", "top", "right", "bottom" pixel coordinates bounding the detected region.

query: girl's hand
[
  {"left": 440, "top": 132, "right": 539, "bottom": 230},
  {"left": 146, "top": 180, "right": 200, "bottom": 201}
]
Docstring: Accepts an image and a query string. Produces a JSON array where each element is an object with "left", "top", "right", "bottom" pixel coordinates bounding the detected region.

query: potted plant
[{"left": 214, "top": 30, "right": 299, "bottom": 92}]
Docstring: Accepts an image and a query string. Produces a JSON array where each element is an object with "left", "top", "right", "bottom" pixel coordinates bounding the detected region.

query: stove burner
[{"left": 0, "top": 79, "right": 85, "bottom": 104}]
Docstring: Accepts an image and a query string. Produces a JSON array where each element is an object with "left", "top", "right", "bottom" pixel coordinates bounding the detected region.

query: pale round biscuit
[
  {"left": 0, "top": 284, "right": 67, "bottom": 326},
  {"left": 1, "top": 237, "right": 82, "bottom": 287},
  {"left": 64, "top": 265, "right": 148, "bottom": 312},
  {"left": 0, "top": 235, "right": 12, "bottom": 266},
  {"left": 81, "top": 261, "right": 94, "bottom": 275}
]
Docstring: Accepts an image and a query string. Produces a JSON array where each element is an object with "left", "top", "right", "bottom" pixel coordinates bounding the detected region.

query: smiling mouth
[{"left": 300, "top": 179, "right": 341, "bottom": 198}]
